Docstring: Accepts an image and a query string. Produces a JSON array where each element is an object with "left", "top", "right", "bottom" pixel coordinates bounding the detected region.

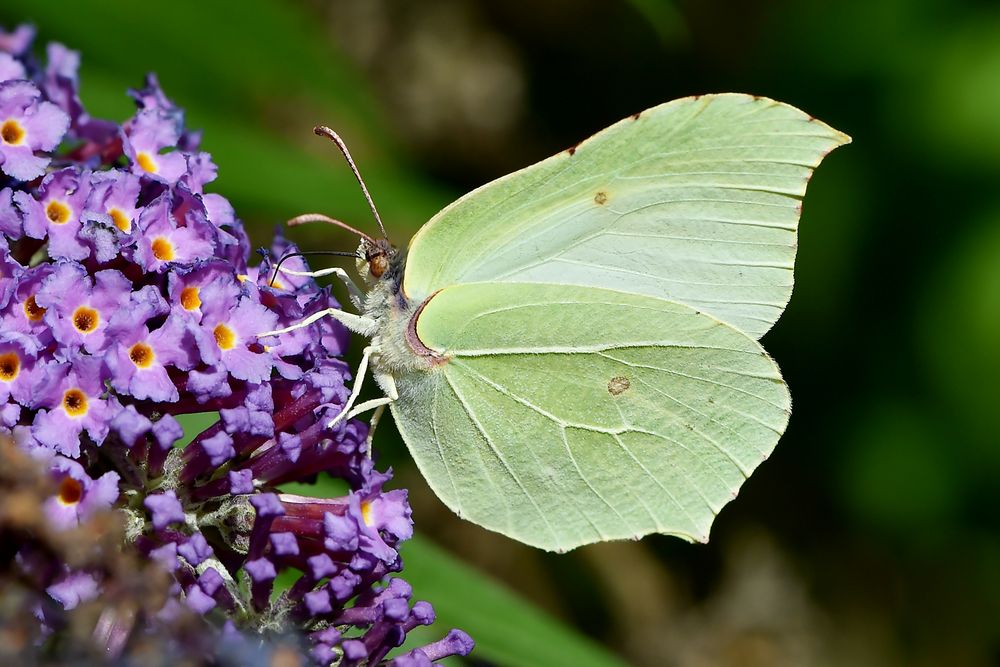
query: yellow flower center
[
  {"left": 23, "top": 295, "right": 45, "bottom": 322},
  {"left": 0, "top": 119, "right": 25, "bottom": 145},
  {"left": 109, "top": 207, "right": 131, "bottom": 232},
  {"left": 58, "top": 476, "right": 84, "bottom": 506},
  {"left": 180, "top": 286, "right": 201, "bottom": 311},
  {"left": 62, "top": 388, "right": 88, "bottom": 417},
  {"left": 46, "top": 200, "right": 71, "bottom": 224},
  {"left": 213, "top": 323, "right": 236, "bottom": 350},
  {"left": 360, "top": 500, "right": 374, "bottom": 526},
  {"left": 0, "top": 352, "right": 19, "bottom": 382},
  {"left": 128, "top": 342, "right": 155, "bottom": 369},
  {"left": 136, "top": 151, "right": 158, "bottom": 173},
  {"left": 72, "top": 306, "right": 99, "bottom": 334},
  {"left": 151, "top": 236, "right": 175, "bottom": 261}
]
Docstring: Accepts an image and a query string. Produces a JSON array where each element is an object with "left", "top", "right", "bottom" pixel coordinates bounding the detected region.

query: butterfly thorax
[{"left": 358, "top": 241, "right": 443, "bottom": 376}]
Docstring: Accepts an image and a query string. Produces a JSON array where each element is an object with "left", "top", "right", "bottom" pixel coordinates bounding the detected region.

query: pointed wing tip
[
  {"left": 672, "top": 92, "right": 852, "bottom": 149},
  {"left": 823, "top": 126, "right": 853, "bottom": 150}
]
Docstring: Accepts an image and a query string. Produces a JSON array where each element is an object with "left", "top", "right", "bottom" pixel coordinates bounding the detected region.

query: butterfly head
[{"left": 358, "top": 238, "right": 396, "bottom": 281}]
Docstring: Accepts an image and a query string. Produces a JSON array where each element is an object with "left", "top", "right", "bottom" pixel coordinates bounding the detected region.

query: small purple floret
[
  {"left": 145, "top": 491, "right": 185, "bottom": 530},
  {"left": 0, "top": 79, "right": 69, "bottom": 180}
]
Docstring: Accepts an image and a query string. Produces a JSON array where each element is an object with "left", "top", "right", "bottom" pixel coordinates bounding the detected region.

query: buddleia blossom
[
  {"left": 0, "top": 25, "right": 472, "bottom": 666},
  {"left": 0, "top": 435, "right": 313, "bottom": 666}
]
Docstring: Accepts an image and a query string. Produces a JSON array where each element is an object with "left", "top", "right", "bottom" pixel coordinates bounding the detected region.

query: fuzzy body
[{"left": 358, "top": 243, "right": 438, "bottom": 382}]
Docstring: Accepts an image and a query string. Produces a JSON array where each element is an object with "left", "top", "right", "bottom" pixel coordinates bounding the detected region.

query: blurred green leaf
[
  {"left": 174, "top": 412, "right": 219, "bottom": 448},
  {"left": 910, "top": 13, "right": 1000, "bottom": 167},
  {"left": 400, "top": 535, "right": 629, "bottom": 667},
  {"left": 624, "top": 0, "right": 688, "bottom": 46},
  {"left": 838, "top": 401, "right": 961, "bottom": 536},
  {"left": 918, "top": 210, "right": 1000, "bottom": 455}
]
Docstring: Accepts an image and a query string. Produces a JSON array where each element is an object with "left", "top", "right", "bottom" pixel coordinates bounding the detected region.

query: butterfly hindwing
[
  {"left": 402, "top": 94, "right": 849, "bottom": 340},
  {"left": 390, "top": 282, "right": 790, "bottom": 551}
]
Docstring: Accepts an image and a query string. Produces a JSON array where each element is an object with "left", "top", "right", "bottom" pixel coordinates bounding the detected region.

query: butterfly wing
[
  {"left": 403, "top": 94, "right": 849, "bottom": 339},
  {"left": 390, "top": 282, "right": 789, "bottom": 551}
]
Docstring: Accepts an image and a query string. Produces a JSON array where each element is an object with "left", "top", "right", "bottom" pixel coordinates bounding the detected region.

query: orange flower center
[
  {"left": 62, "top": 388, "right": 88, "bottom": 417},
  {"left": 23, "top": 295, "right": 45, "bottom": 322},
  {"left": 135, "top": 151, "right": 158, "bottom": 173},
  {"left": 180, "top": 286, "right": 201, "bottom": 311},
  {"left": 58, "top": 476, "right": 84, "bottom": 506},
  {"left": 128, "top": 342, "right": 155, "bottom": 368},
  {"left": 0, "top": 352, "right": 19, "bottom": 382},
  {"left": 46, "top": 200, "right": 71, "bottom": 224},
  {"left": 72, "top": 306, "right": 99, "bottom": 333},
  {"left": 0, "top": 119, "right": 24, "bottom": 145},
  {"left": 151, "top": 237, "right": 175, "bottom": 261},
  {"left": 213, "top": 323, "right": 236, "bottom": 350},
  {"left": 109, "top": 207, "right": 131, "bottom": 232}
]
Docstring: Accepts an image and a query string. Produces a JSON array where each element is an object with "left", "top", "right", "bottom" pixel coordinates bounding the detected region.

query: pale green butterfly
[{"left": 265, "top": 93, "right": 850, "bottom": 552}]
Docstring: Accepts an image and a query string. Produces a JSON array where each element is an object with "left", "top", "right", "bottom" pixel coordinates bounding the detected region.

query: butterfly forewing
[
  {"left": 403, "top": 94, "right": 849, "bottom": 339},
  {"left": 390, "top": 282, "right": 790, "bottom": 551}
]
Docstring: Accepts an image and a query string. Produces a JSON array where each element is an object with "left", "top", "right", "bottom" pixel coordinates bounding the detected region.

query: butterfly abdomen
[{"left": 365, "top": 266, "right": 447, "bottom": 377}]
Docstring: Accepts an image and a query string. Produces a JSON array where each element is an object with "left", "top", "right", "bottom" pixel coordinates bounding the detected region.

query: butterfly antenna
[
  {"left": 313, "top": 125, "right": 389, "bottom": 241},
  {"left": 286, "top": 213, "right": 374, "bottom": 243},
  {"left": 269, "top": 250, "right": 362, "bottom": 287}
]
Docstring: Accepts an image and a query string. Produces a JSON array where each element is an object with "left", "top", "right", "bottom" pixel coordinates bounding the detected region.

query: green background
[{"left": 4, "top": 1, "right": 999, "bottom": 665}]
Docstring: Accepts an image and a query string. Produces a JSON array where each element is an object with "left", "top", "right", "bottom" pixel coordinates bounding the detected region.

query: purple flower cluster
[{"left": 0, "top": 24, "right": 472, "bottom": 666}]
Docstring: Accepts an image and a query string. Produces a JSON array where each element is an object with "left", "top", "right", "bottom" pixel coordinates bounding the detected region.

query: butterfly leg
[
  {"left": 278, "top": 266, "right": 364, "bottom": 310},
  {"left": 344, "top": 396, "right": 393, "bottom": 421},
  {"left": 363, "top": 403, "right": 387, "bottom": 458},
  {"left": 328, "top": 345, "right": 378, "bottom": 428},
  {"left": 258, "top": 308, "right": 376, "bottom": 338},
  {"left": 341, "top": 371, "right": 398, "bottom": 453}
]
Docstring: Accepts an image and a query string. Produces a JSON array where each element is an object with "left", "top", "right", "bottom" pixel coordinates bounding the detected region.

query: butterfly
[{"left": 266, "top": 94, "right": 849, "bottom": 552}]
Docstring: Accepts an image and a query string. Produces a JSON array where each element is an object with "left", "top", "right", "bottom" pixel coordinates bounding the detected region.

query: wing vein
[
  {"left": 601, "top": 352, "right": 788, "bottom": 412},
  {"left": 447, "top": 342, "right": 757, "bottom": 357},
  {"left": 602, "top": 230, "right": 790, "bottom": 247},
  {"left": 431, "top": 375, "right": 465, "bottom": 517},
  {"left": 624, "top": 370, "right": 756, "bottom": 475},
  {"left": 608, "top": 394, "right": 719, "bottom": 522},
  {"left": 558, "top": 427, "right": 619, "bottom": 540},
  {"left": 442, "top": 369, "right": 561, "bottom": 546},
  {"left": 609, "top": 431, "right": 700, "bottom": 536}
]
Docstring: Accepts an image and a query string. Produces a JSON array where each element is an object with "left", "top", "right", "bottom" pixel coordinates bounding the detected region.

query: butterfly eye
[{"left": 369, "top": 254, "right": 389, "bottom": 278}]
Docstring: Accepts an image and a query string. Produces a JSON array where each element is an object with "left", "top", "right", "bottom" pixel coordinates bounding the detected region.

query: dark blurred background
[{"left": 3, "top": 1, "right": 999, "bottom": 665}]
